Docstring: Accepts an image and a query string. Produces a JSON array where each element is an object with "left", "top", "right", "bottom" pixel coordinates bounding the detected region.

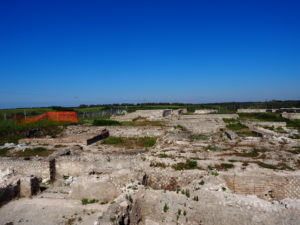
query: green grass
[
  {"left": 0, "top": 120, "right": 68, "bottom": 145},
  {"left": 190, "top": 133, "right": 208, "bottom": 140},
  {"left": 92, "top": 119, "right": 163, "bottom": 127},
  {"left": 226, "top": 123, "right": 248, "bottom": 131},
  {"left": 15, "top": 147, "right": 54, "bottom": 157},
  {"left": 238, "top": 113, "right": 286, "bottom": 122},
  {"left": 255, "top": 161, "right": 293, "bottom": 170},
  {"left": 102, "top": 137, "right": 123, "bottom": 145},
  {"left": 102, "top": 136, "right": 157, "bottom": 148},
  {"left": 214, "top": 163, "right": 234, "bottom": 170},
  {"left": 235, "top": 148, "right": 268, "bottom": 158},
  {"left": 172, "top": 160, "right": 198, "bottom": 170},
  {"left": 93, "top": 119, "right": 121, "bottom": 126},
  {"left": 0, "top": 147, "right": 11, "bottom": 157},
  {"left": 223, "top": 118, "right": 237, "bottom": 123}
]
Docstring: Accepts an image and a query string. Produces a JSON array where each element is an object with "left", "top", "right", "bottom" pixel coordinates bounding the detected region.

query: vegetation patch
[
  {"left": 93, "top": 119, "right": 121, "bottom": 126},
  {"left": 81, "top": 198, "right": 99, "bottom": 205},
  {"left": 172, "top": 160, "right": 199, "bottom": 170},
  {"left": 0, "top": 147, "right": 12, "bottom": 157},
  {"left": 223, "top": 118, "right": 237, "bottom": 123},
  {"left": 214, "top": 163, "right": 234, "bottom": 170},
  {"left": 0, "top": 120, "right": 67, "bottom": 145},
  {"left": 190, "top": 133, "right": 208, "bottom": 140},
  {"left": 15, "top": 147, "right": 54, "bottom": 157},
  {"left": 256, "top": 161, "right": 294, "bottom": 170},
  {"left": 235, "top": 148, "right": 268, "bottom": 158},
  {"left": 102, "top": 136, "right": 157, "bottom": 148},
  {"left": 238, "top": 113, "right": 285, "bottom": 122}
]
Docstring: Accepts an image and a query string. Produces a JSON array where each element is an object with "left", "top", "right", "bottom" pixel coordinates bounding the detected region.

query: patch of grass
[
  {"left": 102, "top": 137, "right": 123, "bottom": 145},
  {"left": 181, "top": 189, "right": 190, "bottom": 198},
  {"left": 235, "top": 149, "right": 259, "bottom": 157},
  {"left": 235, "top": 148, "right": 268, "bottom": 158},
  {"left": 223, "top": 118, "right": 237, "bottom": 123},
  {"left": 122, "top": 120, "right": 163, "bottom": 126},
  {"left": 163, "top": 203, "right": 169, "bottom": 212},
  {"left": 211, "top": 171, "right": 219, "bottom": 176},
  {"left": 238, "top": 113, "right": 285, "bottom": 122},
  {"left": 15, "top": 147, "right": 54, "bottom": 157},
  {"left": 102, "top": 136, "right": 157, "bottom": 149},
  {"left": 0, "top": 147, "right": 12, "bottom": 157},
  {"left": 81, "top": 198, "right": 99, "bottom": 205},
  {"left": 190, "top": 133, "right": 208, "bottom": 140},
  {"left": 173, "top": 124, "right": 187, "bottom": 130},
  {"left": 158, "top": 153, "right": 169, "bottom": 158},
  {"left": 226, "top": 123, "right": 248, "bottom": 131},
  {"left": 93, "top": 119, "right": 121, "bottom": 126},
  {"left": 172, "top": 160, "right": 198, "bottom": 170},
  {"left": 214, "top": 163, "right": 234, "bottom": 170},
  {"left": 150, "top": 162, "right": 167, "bottom": 168},
  {"left": 142, "top": 136, "right": 157, "bottom": 147},
  {"left": 0, "top": 120, "right": 67, "bottom": 145}
]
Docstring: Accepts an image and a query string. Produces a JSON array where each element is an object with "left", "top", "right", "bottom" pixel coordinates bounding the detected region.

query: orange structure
[{"left": 21, "top": 112, "right": 78, "bottom": 123}]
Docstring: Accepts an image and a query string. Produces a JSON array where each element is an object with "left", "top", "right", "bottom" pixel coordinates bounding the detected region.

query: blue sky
[{"left": 0, "top": 0, "right": 299, "bottom": 108}]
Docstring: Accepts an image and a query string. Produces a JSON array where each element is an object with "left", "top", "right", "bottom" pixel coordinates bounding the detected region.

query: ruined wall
[
  {"left": 282, "top": 113, "right": 300, "bottom": 120},
  {"left": 0, "top": 158, "right": 54, "bottom": 180},
  {"left": 56, "top": 155, "right": 143, "bottom": 177},
  {"left": 0, "top": 179, "right": 20, "bottom": 207},
  {"left": 237, "top": 109, "right": 267, "bottom": 113},
  {"left": 194, "top": 109, "right": 217, "bottom": 114},
  {"left": 223, "top": 174, "right": 300, "bottom": 200}
]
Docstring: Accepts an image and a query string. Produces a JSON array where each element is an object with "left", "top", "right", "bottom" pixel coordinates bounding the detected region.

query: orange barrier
[{"left": 21, "top": 112, "right": 78, "bottom": 124}]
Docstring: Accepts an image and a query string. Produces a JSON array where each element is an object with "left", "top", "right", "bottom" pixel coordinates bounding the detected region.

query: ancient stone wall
[
  {"left": 0, "top": 178, "right": 20, "bottom": 207},
  {"left": 223, "top": 174, "right": 300, "bottom": 200},
  {"left": 0, "top": 158, "right": 54, "bottom": 180}
]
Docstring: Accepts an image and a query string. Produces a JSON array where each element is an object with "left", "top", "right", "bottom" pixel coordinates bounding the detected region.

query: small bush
[
  {"left": 163, "top": 203, "right": 169, "bottom": 212},
  {"left": 172, "top": 160, "right": 198, "bottom": 170},
  {"left": 193, "top": 196, "right": 199, "bottom": 201},
  {"left": 81, "top": 199, "right": 99, "bottom": 205}
]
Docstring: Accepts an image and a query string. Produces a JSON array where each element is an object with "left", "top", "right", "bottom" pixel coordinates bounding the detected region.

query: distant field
[{"left": 73, "top": 107, "right": 105, "bottom": 112}]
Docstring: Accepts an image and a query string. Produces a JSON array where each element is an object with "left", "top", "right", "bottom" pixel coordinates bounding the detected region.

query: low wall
[
  {"left": 237, "top": 109, "right": 267, "bottom": 113},
  {"left": 282, "top": 113, "right": 300, "bottom": 120},
  {"left": 0, "top": 178, "right": 20, "bottom": 207},
  {"left": 56, "top": 155, "right": 142, "bottom": 177},
  {"left": 0, "top": 158, "right": 54, "bottom": 180},
  {"left": 223, "top": 174, "right": 300, "bottom": 200}
]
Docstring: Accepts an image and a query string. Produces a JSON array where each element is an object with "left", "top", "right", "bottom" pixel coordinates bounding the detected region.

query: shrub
[
  {"left": 163, "top": 203, "right": 169, "bottom": 212},
  {"left": 81, "top": 199, "right": 99, "bottom": 205},
  {"left": 172, "top": 160, "right": 198, "bottom": 170}
]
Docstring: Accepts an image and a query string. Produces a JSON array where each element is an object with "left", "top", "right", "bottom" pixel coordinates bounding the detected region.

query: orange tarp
[{"left": 22, "top": 112, "right": 78, "bottom": 123}]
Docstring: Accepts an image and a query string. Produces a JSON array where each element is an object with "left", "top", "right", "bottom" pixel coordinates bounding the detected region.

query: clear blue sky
[{"left": 0, "top": 0, "right": 299, "bottom": 108}]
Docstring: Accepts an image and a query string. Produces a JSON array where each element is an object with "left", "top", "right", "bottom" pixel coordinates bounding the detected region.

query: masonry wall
[
  {"left": 56, "top": 155, "right": 142, "bottom": 177},
  {"left": 0, "top": 179, "right": 20, "bottom": 207},
  {"left": 0, "top": 158, "right": 54, "bottom": 180},
  {"left": 223, "top": 174, "right": 300, "bottom": 200}
]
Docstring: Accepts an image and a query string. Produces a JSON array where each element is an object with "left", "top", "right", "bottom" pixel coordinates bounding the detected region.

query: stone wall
[
  {"left": 56, "top": 155, "right": 143, "bottom": 177},
  {"left": 282, "top": 113, "right": 300, "bottom": 120},
  {"left": 0, "top": 158, "right": 54, "bottom": 180},
  {"left": 237, "top": 109, "right": 267, "bottom": 113},
  {"left": 0, "top": 178, "right": 20, "bottom": 207},
  {"left": 223, "top": 174, "right": 300, "bottom": 200},
  {"left": 194, "top": 109, "right": 217, "bottom": 114}
]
